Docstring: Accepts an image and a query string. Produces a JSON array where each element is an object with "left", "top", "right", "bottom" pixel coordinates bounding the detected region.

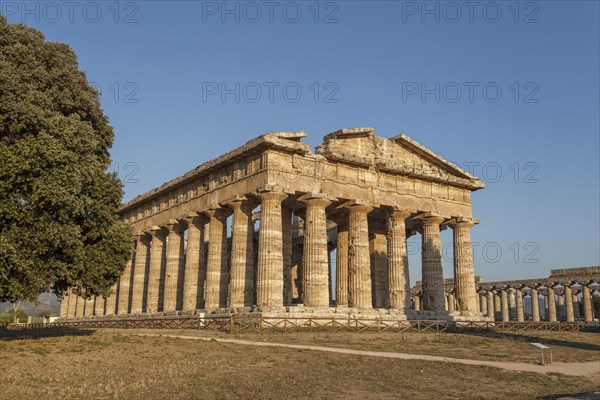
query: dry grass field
[{"left": 1, "top": 328, "right": 599, "bottom": 400}]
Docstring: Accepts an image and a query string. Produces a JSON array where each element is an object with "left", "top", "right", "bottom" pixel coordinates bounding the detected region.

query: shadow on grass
[
  {"left": 538, "top": 391, "right": 600, "bottom": 399},
  {"left": 452, "top": 329, "right": 600, "bottom": 353},
  {"left": 0, "top": 325, "right": 96, "bottom": 340}
]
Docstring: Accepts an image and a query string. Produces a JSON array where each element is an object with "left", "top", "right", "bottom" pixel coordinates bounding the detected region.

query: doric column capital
[
  {"left": 448, "top": 216, "right": 479, "bottom": 229},
  {"left": 163, "top": 219, "right": 185, "bottom": 233},
  {"left": 182, "top": 212, "right": 208, "bottom": 228},
  {"left": 389, "top": 208, "right": 413, "bottom": 221},
  {"left": 205, "top": 204, "right": 233, "bottom": 220},
  {"left": 339, "top": 200, "right": 374, "bottom": 215},
  {"left": 414, "top": 213, "right": 448, "bottom": 227},
  {"left": 147, "top": 225, "right": 166, "bottom": 238},
  {"left": 226, "top": 195, "right": 259, "bottom": 213},
  {"left": 298, "top": 193, "right": 333, "bottom": 209},
  {"left": 256, "top": 190, "right": 288, "bottom": 203}
]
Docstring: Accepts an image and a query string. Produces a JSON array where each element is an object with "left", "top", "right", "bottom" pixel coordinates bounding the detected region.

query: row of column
[
  {"left": 61, "top": 192, "right": 480, "bottom": 318},
  {"left": 470, "top": 286, "right": 596, "bottom": 322}
]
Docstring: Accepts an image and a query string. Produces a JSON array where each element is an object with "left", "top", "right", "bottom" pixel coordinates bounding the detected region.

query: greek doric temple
[{"left": 60, "top": 128, "right": 488, "bottom": 321}]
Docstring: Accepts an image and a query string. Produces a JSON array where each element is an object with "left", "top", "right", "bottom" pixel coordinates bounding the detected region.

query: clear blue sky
[{"left": 3, "top": 0, "right": 599, "bottom": 284}]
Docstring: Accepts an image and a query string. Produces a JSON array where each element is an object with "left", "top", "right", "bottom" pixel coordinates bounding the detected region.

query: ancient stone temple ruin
[{"left": 60, "top": 128, "right": 487, "bottom": 321}]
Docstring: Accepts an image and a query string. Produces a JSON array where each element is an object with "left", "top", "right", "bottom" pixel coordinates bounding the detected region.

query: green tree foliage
[{"left": 0, "top": 16, "right": 132, "bottom": 302}]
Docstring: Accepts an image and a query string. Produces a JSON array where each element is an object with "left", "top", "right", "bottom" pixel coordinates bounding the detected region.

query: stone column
[
  {"left": 387, "top": 209, "right": 411, "bottom": 312},
  {"left": 182, "top": 214, "right": 206, "bottom": 311},
  {"left": 344, "top": 202, "right": 374, "bottom": 309},
  {"left": 501, "top": 289, "right": 509, "bottom": 322},
  {"left": 369, "top": 216, "right": 388, "bottom": 309},
  {"left": 84, "top": 296, "right": 95, "bottom": 317},
  {"left": 486, "top": 291, "right": 494, "bottom": 319},
  {"left": 493, "top": 292, "right": 502, "bottom": 321},
  {"left": 228, "top": 197, "right": 256, "bottom": 308},
  {"left": 282, "top": 206, "right": 293, "bottom": 305},
  {"left": 450, "top": 218, "right": 478, "bottom": 316},
  {"left": 94, "top": 296, "right": 105, "bottom": 317},
  {"left": 516, "top": 288, "right": 524, "bottom": 322},
  {"left": 572, "top": 292, "right": 581, "bottom": 320},
  {"left": 479, "top": 293, "right": 487, "bottom": 315},
  {"left": 420, "top": 215, "right": 446, "bottom": 313},
  {"left": 557, "top": 290, "right": 566, "bottom": 320},
  {"left": 335, "top": 217, "right": 349, "bottom": 307},
  {"left": 564, "top": 285, "right": 574, "bottom": 322},
  {"left": 413, "top": 294, "right": 421, "bottom": 311},
  {"left": 531, "top": 287, "right": 540, "bottom": 322},
  {"left": 67, "top": 289, "right": 77, "bottom": 318},
  {"left": 547, "top": 286, "right": 557, "bottom": 322},
  {"left": 59, "top": 293, "right": 70, "bottom": 318},
  {"left": 448, "top": 292, "right": 456, "bottom": 312},
  {"left": 300, "top": 195, "right": 332, "bottom": 308},
  {"left": 74, "top": 295, "right": 84, "bottom": 318},
  {"left": 256, "top": 191, "right": 287, "bottom": 311},
  {"left": 130, "top": 234, "right": 150, "bottom": 314},
  {"left": 205, "top": 207, "right": 231, "bottom": 310},
  {"left": 508, "top": 289, "right": 517, "bottom": 321},
  {"left": 117, "top": 254, "right": 134, "bottom": 315},
  {"left": 146, "top": 226, "right": 166, "bottom": 314},
  {"left": 582, "top": 284, "right": 593, "bottom": 322},
  {"left": 105, "top": 283, "right": 118, "bottom": 316},
  {"left": 162, "top": 220, "right": 185, "bottom": 312}
]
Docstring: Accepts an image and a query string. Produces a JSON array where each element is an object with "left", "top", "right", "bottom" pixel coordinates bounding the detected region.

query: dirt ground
[{"left": 1, "top": 329, "right": 599, "bottom": 400}]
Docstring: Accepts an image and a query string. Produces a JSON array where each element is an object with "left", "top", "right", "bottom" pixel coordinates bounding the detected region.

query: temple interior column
[
  {"left": 228, "top": 197, "right": 256, "bottom": 309},
  {"left": 345, "top": 202, "right": 373, "bottom": 309},
  {"left": 564, "top": 285, "right": 574, "bottom": 322},
  {"left": 205, "top": 207, "right": 231, "bottom": 310},
  {"left": 479, "top": 292, "right": 487, "bottom": 315},
  {"left": 300, "top": 195, "right": 332, "bottom": 308},
  {"left": 182, "top": 214, "right": 205, "bottom": 311},
  {"left": 334, "top": 216, "right": 349, "bottom": 308},
  {"left": 547, "top": 285, "right": 557, "bottom": 322},
  {"left": 501, "top": 289, "right": 509, "bottom": 322},
  {"left": 448, "top": 292, "right": 456, "bottom": 312},
  {"left": 531, "top": 286, "right": 540, "bottom": 322},
  {"left": 291, "top": 242, "right": 303, "bottom": 302},
  {"left": 543, "top": 292, "right": 549, "bottom": 320},
  {"left": 413, "top": 294, "right": 421, "bottom": 311},
  {"left": 420, "top": 215, "right": 446, "bottom": 313},
  {"left": 451, "top": 219, "right": 478, "bottom": 316},
  {"left": 282, "top": 206, "right": 293, "bottom": 306},
  {"left": 582, "top": 284, "right": 593, "bottom": 322},
  {"left": 130, "top": 233, "right": 150, "bottom": 314},
  {"left": 117, "top": 253, "right": 134, "bottom": 315},
  {"left": 369, "top": 215, "right": 388, "bottom": 309},
  {"left": 387, "top": 209, "right": 411, "bottom": 312},
  {"left": 256, "top": 190, "right": 287, "bottom": 311},
  {"left": 516, "top": 288, "right": 524, "bottom": 322},
  {"left": 146, "top": 226, "right": 166, "bottom": 314}
]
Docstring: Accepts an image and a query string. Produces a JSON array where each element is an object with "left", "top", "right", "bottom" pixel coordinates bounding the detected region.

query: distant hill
[{"left": 0, "top": 293, "right": 60, "bottom": 317}]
